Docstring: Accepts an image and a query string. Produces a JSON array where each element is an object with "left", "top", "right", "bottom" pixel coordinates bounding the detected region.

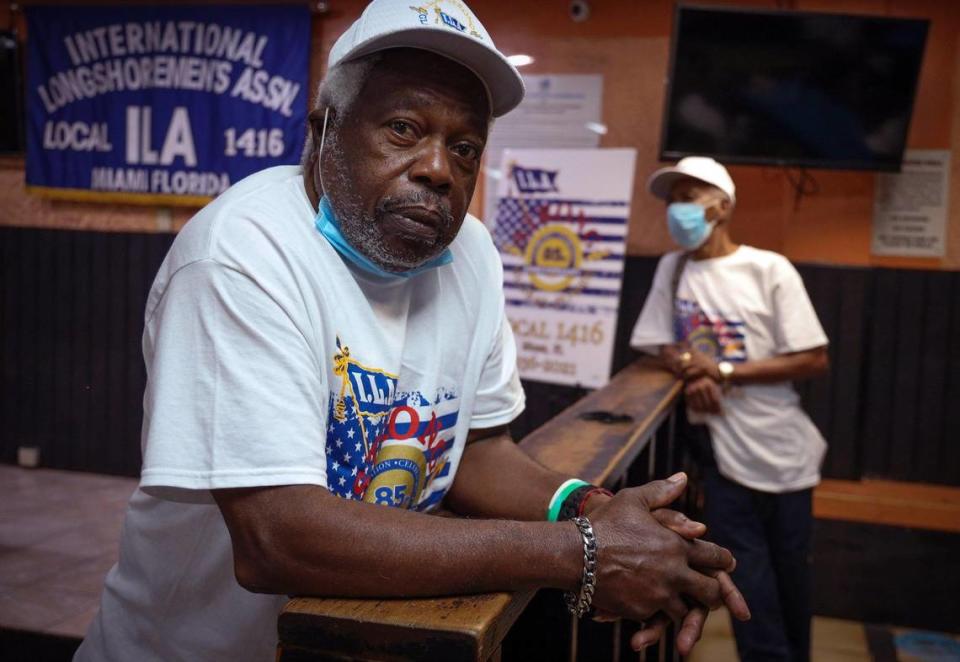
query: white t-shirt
[
  {"left": 630, "top": 246, "right": 828, "bottom": 493},
  {"left": 75, "top": 166, "right": 525, "bottom": 662}
]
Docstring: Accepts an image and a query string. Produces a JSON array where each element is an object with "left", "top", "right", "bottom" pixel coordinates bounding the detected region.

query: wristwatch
[{"left": 717, "top": 361, "right": 735, "bottom": 389}]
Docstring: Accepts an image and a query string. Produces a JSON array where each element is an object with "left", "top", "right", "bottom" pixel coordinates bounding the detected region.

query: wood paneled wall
[
  {"left": 813, "top": 519, "right": 960, "bottom": 633},
  {"left": 0, "top": 226, "right": 173, "bottom": 475},
  {"left": 858, "top": 269, "right": 960, "bottom": 484},
  {"left": 4, "top": 226, "right": 958, "bottom": 487}
]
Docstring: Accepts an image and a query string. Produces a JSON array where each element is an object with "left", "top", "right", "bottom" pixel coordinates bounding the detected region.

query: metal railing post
[{"left": 570, "top": 613, "right": 579, "bottom": 662}]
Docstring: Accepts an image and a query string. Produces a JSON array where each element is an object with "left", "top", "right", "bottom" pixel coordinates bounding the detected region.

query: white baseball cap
[
  {"left": 328, "top": 0, "right": 525, "bottom": 117},
  {"left": 647, "top": 156, "right": 736, "bottom": 204}
]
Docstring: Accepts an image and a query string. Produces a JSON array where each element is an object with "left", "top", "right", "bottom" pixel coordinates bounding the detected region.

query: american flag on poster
[
  {"left": 490, "top": 149, "right": 637, "bottom": 388},
  {"left": 492, "top": 196, "right": 629, "bottom": 316}
]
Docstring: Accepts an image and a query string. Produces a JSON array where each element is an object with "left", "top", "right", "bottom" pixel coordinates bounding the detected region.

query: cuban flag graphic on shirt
[
  {"left": 674, "top": 298, "right": 748, "bottom": 362},
  {"left": 325, "top": 337, "right": 459, "bottom": 511}
]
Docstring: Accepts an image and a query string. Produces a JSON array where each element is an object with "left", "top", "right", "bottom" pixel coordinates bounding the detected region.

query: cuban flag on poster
[{"left": 490, "top": 148, "right": 637, "bottom": 389}]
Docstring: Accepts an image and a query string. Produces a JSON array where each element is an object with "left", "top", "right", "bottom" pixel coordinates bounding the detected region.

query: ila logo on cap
[{"left": 408, "top": 1, "right": 484, "bottom": 39}]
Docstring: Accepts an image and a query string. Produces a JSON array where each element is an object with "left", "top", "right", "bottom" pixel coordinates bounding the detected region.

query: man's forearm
[
  {"left": 445, "top": 428, "right": 575, "bottom": 521},
  {"left": 728, "top": 346, "right": 829, "bottom": 385},
  {"left": 676, "top": 344, "right": 828, "bottom": 390},
  {"left": 214, "top": 484, "right": 581, "bottom": 599}
]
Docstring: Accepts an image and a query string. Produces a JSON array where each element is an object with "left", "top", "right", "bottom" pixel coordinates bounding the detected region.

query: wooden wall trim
[{"left": 814, "top": 478, "right": 960, "bottom": 533}]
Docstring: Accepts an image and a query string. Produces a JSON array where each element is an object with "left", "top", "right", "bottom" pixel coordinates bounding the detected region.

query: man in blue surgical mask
[{"left": 630, "top": 156, "right": 830, "bottom": 662}]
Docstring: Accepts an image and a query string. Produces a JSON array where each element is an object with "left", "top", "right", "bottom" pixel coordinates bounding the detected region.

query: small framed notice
[{"left": 872, "top": 149, "right": 951, "bottom": 257}]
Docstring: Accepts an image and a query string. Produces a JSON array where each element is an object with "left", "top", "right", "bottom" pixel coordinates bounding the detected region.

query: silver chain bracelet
[{"left": 564, "top": 515, "right": 598, "bottom": 618}]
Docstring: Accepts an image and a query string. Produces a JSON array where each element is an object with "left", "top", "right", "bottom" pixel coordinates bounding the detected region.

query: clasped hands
[
  {"left": 663, "top": 343, "right": 724, "bottom": 415},
  {"left": 582, "top": 473, "right": 750, "bottom": 654}
]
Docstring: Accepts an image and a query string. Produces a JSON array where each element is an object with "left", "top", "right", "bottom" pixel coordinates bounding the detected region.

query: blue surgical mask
[
  {"left": 315, "top": 196, "right": 453, "bottom": 279},
  {"left": 667, "top": 202, "right": 715, "bottom": 250}
]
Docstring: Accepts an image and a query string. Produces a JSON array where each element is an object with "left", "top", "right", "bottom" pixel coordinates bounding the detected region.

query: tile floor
[
  {"left": 689, "top": 609, "right": 960, "bottom": 661},
  {"left": 0, "top": 465, "right": 136, "bottom": 639},
  {"left": 689, "top": 607, "right": 873, "bottom": 661}
]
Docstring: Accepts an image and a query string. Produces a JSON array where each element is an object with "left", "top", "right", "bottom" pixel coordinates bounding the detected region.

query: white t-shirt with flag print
[
  {"left": 75, "top": 166, "right": 525, "bottom": 662},
  {"left": 630, "top": 246, "right": 828, "bottom": 494}
]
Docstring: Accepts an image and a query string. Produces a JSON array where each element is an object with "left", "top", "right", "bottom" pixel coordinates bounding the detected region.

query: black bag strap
[
  {"left": 670, "top": 251, "right": 691, "bottom": 312},
  {"left": 669, "top": 252, "right": 692, "bottom": 345}
]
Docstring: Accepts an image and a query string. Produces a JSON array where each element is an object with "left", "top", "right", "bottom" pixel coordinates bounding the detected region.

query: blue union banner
[{"left": 25, "top": 4, "right": 309, "bottom": 205}]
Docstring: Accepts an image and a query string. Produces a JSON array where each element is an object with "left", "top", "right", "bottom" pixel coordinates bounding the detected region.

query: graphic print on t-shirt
[
  {"left": 674, "top": 298, "right": 748, "bottom": 362},
  {"left": 326, "top": 336, "right": 459, "bottom": 511}
]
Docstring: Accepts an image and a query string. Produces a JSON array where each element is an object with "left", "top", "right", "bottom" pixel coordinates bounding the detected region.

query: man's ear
[
  {"left": 716, "top": 197, "right": 733, "bottom": 222},
  {"left": 701, "top": 200, "right": 727, "bottom": 227}
]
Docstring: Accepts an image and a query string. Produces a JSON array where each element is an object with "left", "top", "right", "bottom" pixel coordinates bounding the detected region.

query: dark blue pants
[{"left": 703, "top": 467, "right": 813, "bottom": 662}]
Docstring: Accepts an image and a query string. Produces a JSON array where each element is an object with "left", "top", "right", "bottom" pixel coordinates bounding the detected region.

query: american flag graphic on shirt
[
  {"left": 325, "top": 337, "right": 458, "bottom": 511},
  {"left": 674, "top": 298, "right": 748, "bottom": 362}
]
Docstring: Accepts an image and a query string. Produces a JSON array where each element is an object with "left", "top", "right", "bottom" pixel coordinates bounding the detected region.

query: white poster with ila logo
[{"left": 491, "top": 148, "right": 637, "bottom": 388}]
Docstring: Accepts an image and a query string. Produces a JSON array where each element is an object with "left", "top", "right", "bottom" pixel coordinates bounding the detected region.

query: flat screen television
[{"left": 660, "top": 6, "right": 929, "bottom": 172}]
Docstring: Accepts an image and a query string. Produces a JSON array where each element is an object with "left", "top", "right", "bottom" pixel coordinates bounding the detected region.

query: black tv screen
[{"left": 660, "top": 6, "right": 929, "bottom": 171}]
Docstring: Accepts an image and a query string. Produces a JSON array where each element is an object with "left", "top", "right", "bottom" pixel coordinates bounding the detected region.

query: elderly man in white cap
[
  {"left": 631, "top": 156, "right": 830, "bottom": 661},
  {"left": 75, "top": 6, "right": 749, "bottom": 661}
]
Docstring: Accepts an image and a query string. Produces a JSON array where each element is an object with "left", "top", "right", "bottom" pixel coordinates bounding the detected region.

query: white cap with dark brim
[
  {"left": 647, "top": 156, "right": 736, "bottom": 204},
  {"left": 328, "top": 0, "right": 525, "bottom": 118}
]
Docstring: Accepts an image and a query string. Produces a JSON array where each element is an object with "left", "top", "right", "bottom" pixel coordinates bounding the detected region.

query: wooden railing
[{"left": 276, "top": 360, "right": 683, "bottom": 662}]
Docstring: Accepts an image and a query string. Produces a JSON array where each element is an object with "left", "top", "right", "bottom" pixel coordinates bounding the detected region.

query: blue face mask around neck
[
  {"left": 314, "top": 196, "right": 453, "bottom": 279},
  {"left": 666, "top": 202, "right": 716, "bottom": 250}
]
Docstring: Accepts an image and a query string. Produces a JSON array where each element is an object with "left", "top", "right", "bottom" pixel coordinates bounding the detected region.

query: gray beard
[{"left": 322, "top": 132, "right": 454, "bottom": 272}]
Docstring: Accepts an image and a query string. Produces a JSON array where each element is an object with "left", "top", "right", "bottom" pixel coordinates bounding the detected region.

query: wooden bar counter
[{"left": 276, "top": 361, "right": 682, "bottom": 662}]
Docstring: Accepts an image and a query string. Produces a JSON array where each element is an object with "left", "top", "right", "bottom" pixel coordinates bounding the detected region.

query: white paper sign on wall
[{"left": 491, "top": 148, "right": 637, "bottom": 388}]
